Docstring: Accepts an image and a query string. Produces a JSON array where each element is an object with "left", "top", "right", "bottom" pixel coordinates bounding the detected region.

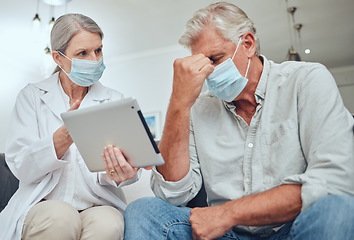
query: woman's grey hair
[
  {"left": 179, "top": 2, "right": 260, "bottom": 56},
  {"left": 51, "top": 13, "right": 104, "bottom": 74}
]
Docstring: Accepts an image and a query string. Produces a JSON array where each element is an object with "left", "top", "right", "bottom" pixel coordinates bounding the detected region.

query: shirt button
[
  {"left": 245, "top": 178, "right": 250, "bottom": 184},
  {"left": 248, "top": 143, "right": 254, "bottom": 148}
]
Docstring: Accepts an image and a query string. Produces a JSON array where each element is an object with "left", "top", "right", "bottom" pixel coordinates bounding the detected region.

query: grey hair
[
  {"left": 179, "top": 2, "right": 260, "bottom": 56},
  {"left": 51, "top": 13, "right": 104, "bottom": 74}
]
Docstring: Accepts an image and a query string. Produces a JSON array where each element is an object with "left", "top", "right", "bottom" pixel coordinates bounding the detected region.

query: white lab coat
[{"left": 0, "top": 73, "right": 140, "bottom": 240}]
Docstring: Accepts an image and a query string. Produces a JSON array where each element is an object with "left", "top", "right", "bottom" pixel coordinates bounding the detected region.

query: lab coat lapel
[
  {"left": 35, "top": 73, "right": 109, "bottom": 118},
  {"left": 35, "top": 73, "right": 67, "bottom": 121},
  {"left": 80, "top": 82, "right": 110, "bottom": 108}
]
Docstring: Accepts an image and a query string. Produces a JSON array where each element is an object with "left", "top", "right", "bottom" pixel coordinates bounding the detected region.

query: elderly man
[{"left": 124, "top": 2, "right": 354, "bottom": 240}]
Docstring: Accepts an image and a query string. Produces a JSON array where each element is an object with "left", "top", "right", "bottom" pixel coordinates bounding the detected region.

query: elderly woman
[{"left": 0, "top": 14, "right": 139, "bottom": 240}]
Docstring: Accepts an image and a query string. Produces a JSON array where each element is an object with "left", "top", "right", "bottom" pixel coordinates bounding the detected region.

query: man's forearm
[
  {"left": 157, "top": 98, "right": 191, "bottom": 181},
  {"left": 228, "top": 184, "right": 302, "bottom": 226},
  {"left": 189, "top": 184, "right": 302, "bottom": 239}
]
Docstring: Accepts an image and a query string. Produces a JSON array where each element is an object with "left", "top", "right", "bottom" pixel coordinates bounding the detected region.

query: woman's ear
[
  {"left": 52, "top": 50, "right": 62, "bottom": 66},
  {"left": 242, "top": 32, "right": 256, "bottom": 58}
]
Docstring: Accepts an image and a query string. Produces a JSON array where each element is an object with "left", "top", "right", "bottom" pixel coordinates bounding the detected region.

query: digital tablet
[{"left": 61, "top": 97, "right": 164, "bottom": 172}]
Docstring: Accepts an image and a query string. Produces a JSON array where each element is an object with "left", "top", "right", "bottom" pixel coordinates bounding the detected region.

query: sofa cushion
[{"left": 0, "top": 153, "right": 19, "bottom": 212}]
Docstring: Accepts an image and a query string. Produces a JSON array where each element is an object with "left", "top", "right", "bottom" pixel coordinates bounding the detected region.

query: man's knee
[
  {"left": 125, "top": 197, "right": 165, "bottom": 219},
  {"left": 311, "top": 194, "right": 354, "bottom": 216},
  {"left": 291, "top": 194, "right": 354, "bottom": 239}
]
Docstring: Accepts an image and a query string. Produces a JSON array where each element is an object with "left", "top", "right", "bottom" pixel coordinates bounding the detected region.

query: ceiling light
[
  {"left": 44, "top": 45, "right": 51, "bottom": 55},
  {"left": 33, "top": 0, "right": 41, "bottom": 23},
  {"left": 286, "top": 47, "right": 301, "bottom": 61},
  {"left": 305, "top": 49, "right": 311, "bottom": 54},
  {"left": 285, "top": 1, "right": 303, "bottom": 61},
  {"left": 33, "top": 14, "right": 40, "bottom": 22}
]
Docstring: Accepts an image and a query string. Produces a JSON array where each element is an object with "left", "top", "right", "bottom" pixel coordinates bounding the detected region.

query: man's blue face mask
[
  {"left": 206, "top": 38, "right": 251, "bottom": 102},
  {"left": 58, "top": 51, "right": 106, "bottom": 87}
]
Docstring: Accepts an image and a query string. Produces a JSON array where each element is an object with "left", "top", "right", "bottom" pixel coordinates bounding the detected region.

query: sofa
[
  {"left": 0, "top": 153, "right": 19, "bottom": 212},
  {"left": 0, "top": 152, "right": 207, "bottom": 213}
]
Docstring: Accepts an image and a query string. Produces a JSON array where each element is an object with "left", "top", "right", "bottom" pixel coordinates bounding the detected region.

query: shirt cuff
[
  {"left": 97, "top": 169, "right": 142, "bottom": 188},
  {"left": 151, "top": 167, "right": 200, "bottom": 205}
]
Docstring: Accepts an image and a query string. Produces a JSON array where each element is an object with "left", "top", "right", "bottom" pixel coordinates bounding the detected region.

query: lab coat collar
[{"left": 33, "top": 72, "right": 110, "bottom": 120}]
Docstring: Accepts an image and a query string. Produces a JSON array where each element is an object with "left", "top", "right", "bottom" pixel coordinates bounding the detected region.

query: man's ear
[
  {"left": 241, "top": 32, "right": 257, "bottom": 58},
  {"left": 52, "top": 50, "right": 62, "bottom": 66}
]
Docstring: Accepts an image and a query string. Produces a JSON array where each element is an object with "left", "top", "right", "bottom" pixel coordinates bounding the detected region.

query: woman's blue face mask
[
  {"left": 206, "top": 38, "right": 250, "bottom": 102},
  {"left": 58, "top": 51, "right": 106, "bottom": 87}
]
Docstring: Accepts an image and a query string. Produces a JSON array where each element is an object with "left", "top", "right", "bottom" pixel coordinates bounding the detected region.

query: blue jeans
[{"left": 123, "top": 195, "right": 354, "bottom": 240}]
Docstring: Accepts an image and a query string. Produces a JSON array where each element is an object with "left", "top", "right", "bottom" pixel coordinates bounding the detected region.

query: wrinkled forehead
[{"left": 190, "top": 26, "right": 233, "bottom": 56}]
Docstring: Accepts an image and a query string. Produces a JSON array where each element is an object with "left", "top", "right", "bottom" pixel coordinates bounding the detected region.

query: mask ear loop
[
  {"left": 57, "top": 51, "right": 72, "bottom": 75},
  {"left": 58, "top": 51, "right": 72, "bottom": 62},
  {"left": 232, "top": 37, "right": 251, "bottom": 78},
  {"left": 244, "top": 58, "right": 251, "bottom": 79},
  {"left": 231, "top": 38, "right": 242, "bottom": 60}
]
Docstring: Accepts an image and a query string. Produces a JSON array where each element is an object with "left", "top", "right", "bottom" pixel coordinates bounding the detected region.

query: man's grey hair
[
  {"left": 51, "top": 13, "right": 104, "bottom": 74},
  {"left": 179, "top": 2, "right": 260, "bottom": 56}
]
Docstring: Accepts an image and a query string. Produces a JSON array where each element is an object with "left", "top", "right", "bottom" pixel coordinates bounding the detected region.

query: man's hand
[
  {"left": 171, "top": 54, "right": 214, "bottom": 108},
  {"left": 190, "top": 205, "right": 233, "bottom": 240},
  {"left": 190, "top": 185, "right": 302, "bottom": 240}
]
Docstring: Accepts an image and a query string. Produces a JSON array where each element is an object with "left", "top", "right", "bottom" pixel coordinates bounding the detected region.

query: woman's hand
[
  {"left": 54, "top": 100, "right": 81, "bottom": 158},
  {"left": 102, "top": 145, "right": 139, "bottom": 183}
]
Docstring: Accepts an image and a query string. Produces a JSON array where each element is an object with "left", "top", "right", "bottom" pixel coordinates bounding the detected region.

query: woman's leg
[
  {"left": 22, "top": 200, "right": 81, "bottom": 240},
  {"left": 80, "top": 205, "right": 124, "bottom": 240}
]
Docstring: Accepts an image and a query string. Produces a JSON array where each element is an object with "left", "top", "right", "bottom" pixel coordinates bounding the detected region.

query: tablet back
[{"left": 61, "top": 97, "right": 164, "bottom": 171}]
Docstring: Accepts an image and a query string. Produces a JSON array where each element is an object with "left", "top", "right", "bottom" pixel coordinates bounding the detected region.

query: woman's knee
[
  {"left": 23, "top": 200, "right": 81, "bottom": 239},
  {"left": 80, "top": 206, "right": 124, "bottom": 240}
]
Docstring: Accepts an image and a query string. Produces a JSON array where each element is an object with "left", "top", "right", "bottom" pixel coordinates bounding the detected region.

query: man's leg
[
  {"left": 124, "top": 197, "right": 193, "bottom": 240},
  {"left": 288, "top": 194, "right": 354, "bottom": 240}
]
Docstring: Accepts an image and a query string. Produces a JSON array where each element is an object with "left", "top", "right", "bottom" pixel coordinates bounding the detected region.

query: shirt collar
[{"left": 254, "top": 55, "right": 270, "bottom": 103}]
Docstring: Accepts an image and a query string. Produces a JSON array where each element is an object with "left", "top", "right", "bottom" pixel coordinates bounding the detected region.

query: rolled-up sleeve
[
  {"left": 282, "top": 64, "right": 354, "bottom": 211},
  {"left": 150, "top": 118, "right": 203, "bottom": 206}
]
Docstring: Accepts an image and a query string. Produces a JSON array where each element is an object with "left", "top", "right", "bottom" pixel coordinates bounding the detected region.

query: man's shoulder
[
  {"left": 195, "top": 91, "right": 221, "bottom": 105},
  {"left": 192, "top": 91, "right": 225, "bottom": 114},
  {"left": 271, "top": 60, "right": 328, "bottom": 77}
]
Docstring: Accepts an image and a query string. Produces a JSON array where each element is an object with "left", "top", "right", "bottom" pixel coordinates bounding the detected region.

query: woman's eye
[
  {"left": 95, "top": 48, "right": 102, "bottom": 54},
  {"left": 78, "top": 51, "right": 86, "bottom": 56}
]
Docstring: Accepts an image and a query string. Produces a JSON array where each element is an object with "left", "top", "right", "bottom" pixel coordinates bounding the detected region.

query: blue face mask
[
  {"left": 206, "top": 38, "right": 250, "bottom": 102},
  {"left": 58, "top": 51, "right": 106, "bottom": 87}
]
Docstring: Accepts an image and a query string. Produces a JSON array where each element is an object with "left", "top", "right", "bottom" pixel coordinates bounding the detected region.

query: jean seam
[{"left": 164, "top": 221, "right": 191, "bottom": 240}]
